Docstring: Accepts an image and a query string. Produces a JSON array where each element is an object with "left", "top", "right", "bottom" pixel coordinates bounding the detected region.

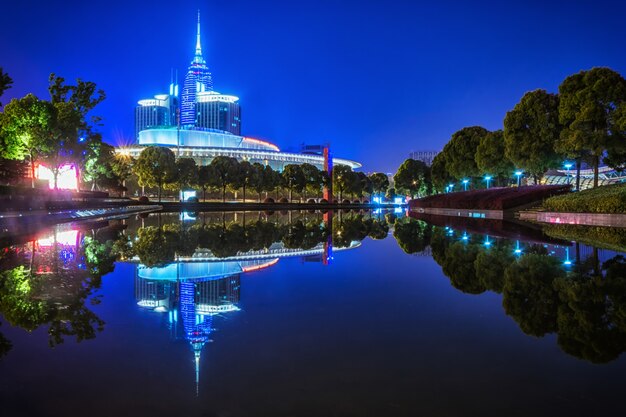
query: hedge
[{"left": 542, "top": 183, "right": 626, "bottom": 214}]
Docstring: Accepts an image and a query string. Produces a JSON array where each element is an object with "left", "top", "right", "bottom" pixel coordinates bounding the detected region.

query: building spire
[{"left": 195, "top": 10, "right": 202, "bottom": 57}]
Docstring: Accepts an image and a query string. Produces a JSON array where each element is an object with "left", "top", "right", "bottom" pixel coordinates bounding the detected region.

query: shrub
[
  {"left": 320, "top": 198, "right": 328, "bottom": 204},
  {"left": 263, "top": 197, "right": 275, "bottom": 203},
  {"left": 186, "top": 196, "right": 199, "bottom": 203},
  {"left": 307, "top": 198, "right": 316, "bottom": 203},
  {"left": 543, "top": 183, "right": 626, "bottom": 214},
  {"left": 278, "top": 197, "right": 289, "bottom": 203},
  {"left": 138, "top": 196, "right": 149, "bottom": 203},
  {"left": 342, "top": 199, "right": 351, "bottom": 204}
]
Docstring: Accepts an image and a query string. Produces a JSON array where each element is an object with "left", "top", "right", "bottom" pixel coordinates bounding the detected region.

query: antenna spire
[{"left": 195, "top": 10, "right": 202, "bottom": 57}]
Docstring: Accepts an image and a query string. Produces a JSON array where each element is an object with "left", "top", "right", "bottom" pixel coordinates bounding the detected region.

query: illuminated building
[
  {"left": 135, "top": 93, "right": 178, "bottom": 139},
  {"left": 125, "top": 11, "right": 361, "bottom": 172},
  {"left": 195, "top": 91, "right": 241, "bottom": 135},
  {"left": 180, "top": 11, "right": 213, "bottom": 127}
]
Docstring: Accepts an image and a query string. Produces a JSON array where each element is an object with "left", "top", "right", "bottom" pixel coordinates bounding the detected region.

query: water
[{"left": 0, "top": 210, "right": 625, "bottom": 416}]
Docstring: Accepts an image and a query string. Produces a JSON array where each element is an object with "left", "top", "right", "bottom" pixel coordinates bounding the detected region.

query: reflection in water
[
  {"left": 1, "top": 210, "right": 625, "bottom": 371},
  {"left": 419, "top": 223, "right": 626, "bottom": 363}
]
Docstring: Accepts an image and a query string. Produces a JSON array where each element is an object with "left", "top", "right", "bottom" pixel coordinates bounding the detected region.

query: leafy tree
[
  {"left": 441, "top": 241, "right": 485, "bottom": 294},
  {"left": 210, "top": 156, "right": 239, "bottom": 202},
  {"left": 197, "top": 164, "right": 218, "bottom": 201},
  {"left": 83, "top": 139, "right": 117, "bottom": 191},
  {"left": 557, "top": 68, "right": 626, "bottom": 187},
  {"left": 475, "top": 129, "right": 514, "bottom": 185},
  {"left": 301, "top": 163, "right": 322, "bottom": 200},
  {"left": 166, "top": 157, "right": 198, "bottom": 197},
  {"left": 0, "top": 67, "right": 13, "bottom": 106},
  {"left": 235, "top": 160, "right": 255, "bottom": 202},
  {"left": 47, "top": 74, "right": 105, "bottom": 188},
  {"left": 503, "top": 89, "right": 562, "bottom": 183},
  {"left": 282, "top": 164, "right": 305, "bottom": 202},
  {"left": 110, "top": 154, "right": 133, "bottom": 196},
  {"left": 369, "top": 172, "right": 389, "bottom": 197},
  {"left": 355, "top": 171, "right": 373, "bottom": 198},
  {"left": 134, "top": 146, "right": 176, "bottom": 201},
  {"left": 443, "top": 126, "right": 487, "bottom": 181},
  {"left": 430, "top": 153, "right": 452, "bottom": 193},
  {"left": 394, "top": 158, "right": 431, "bottom": 198},
  {"left": 0, "top": 94, "right": 55, "bottom": 187},
  {"left": 473, "top": 244, "right": 514, "bottom": 293},
  {"left": 133, "top": 226, "right": 178, "bottom": 267},
  {"left": 248, "top": 162, "right": 265, "bottom": 201},
  {"left": 332, "top": 164, "right": 355, "bottom": 201}
]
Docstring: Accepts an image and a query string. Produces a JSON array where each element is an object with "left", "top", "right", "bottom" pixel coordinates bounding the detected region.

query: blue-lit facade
[
  {"left": 180, "top": 12, "right": 213, "bottom": 127},
  {"left": 126, "top": 12, "right": 362, "bottom": 172}
]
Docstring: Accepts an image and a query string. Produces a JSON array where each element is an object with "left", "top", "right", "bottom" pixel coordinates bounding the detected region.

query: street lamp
[
  {"left": 563, "top": 162, "right": 573, "bottom": 187},
  {"left": 462, "top": 179, "right": 469, "bottom": 191},
  {"left": 514, "top": 170, "right": 523, "bottom": 187},
  {"left": 484, "top": 175, "right": 492, "bottom": 189}
]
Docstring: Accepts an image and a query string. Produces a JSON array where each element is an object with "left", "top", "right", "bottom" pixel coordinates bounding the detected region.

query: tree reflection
[
  {"left": 0, "top": 226, "right": 123, "bottom": 350},
  {"left": 426, "top": 226, "right": 626, "bottom": 363},
  {"left": 393, "top": 218, "right": 431, "bottom": 254}
]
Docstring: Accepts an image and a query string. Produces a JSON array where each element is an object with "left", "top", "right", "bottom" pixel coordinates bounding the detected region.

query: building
[
  {"left": 195, "top": 91, "right": 241, "bottom": 135},
  {"left": 180, "top": 11, "right": 213, "bottom": 127},
  {"left": 134, "top": 94, "right": 178, "bottom": 139},
  {"left": 408, "top": 150, "right": 439, "bottom": 166},
  {"left": 125, "top": 12, "right": 361, "bottom": 172}
]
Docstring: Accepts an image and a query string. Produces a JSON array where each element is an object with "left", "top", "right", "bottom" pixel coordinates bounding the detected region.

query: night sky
[{"left": 1, "top": 0, "right": 625, "bottom": 172}]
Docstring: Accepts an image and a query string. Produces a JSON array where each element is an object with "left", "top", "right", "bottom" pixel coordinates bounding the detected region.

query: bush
[
  {"left": 186, "top": 196, "right": 199, "bottom": 203},
  {"left": 320, "top": 198, "right": 328, "bottom": 204},
  {"left": 543, "top": 183, "right": 626, "bottom": 214},
  {"left": 332, "top": 199, "right": 338, "bottom": 204},
  {"left": 342, "top": 199, "right": 351, "bottom": 204},
  {"left": 138, "top": 196, "right": 150, "bottom": 203},
  {"left": 279, "top": 197, "right": 289, "bottom": 203},
  {"left": 307, "top": 198, "right": 316, "bottom": 203},
  {"left": 353, "top": 199, "right": 360, "bottom": 204},
  {"left": 263, "top": 197, "right": 275, "bottom": 203},
  {"left": 543, "top": 224, "right": 626, "bottom": 252}
]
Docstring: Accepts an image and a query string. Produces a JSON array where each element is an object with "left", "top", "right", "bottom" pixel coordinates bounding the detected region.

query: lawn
[{"left": 542, "top": 182, "right": 626, "bottom": 214}]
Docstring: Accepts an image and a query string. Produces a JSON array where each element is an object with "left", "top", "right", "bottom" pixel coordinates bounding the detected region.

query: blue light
[
  {"left": 393, "top": 197, "right": 403, "bottom": 205},
  {"left": 372, "top": 196, "right": 382, "bottom": 204},
  {"left": 394, "top": 207, "right": 403, "bottom": 214}
]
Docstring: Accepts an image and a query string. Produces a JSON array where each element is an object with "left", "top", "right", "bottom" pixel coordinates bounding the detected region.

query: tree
[
  {"left": 392, "top": 218, "right": 432, "bottom": 254},
  {"left": 301, "top": 163, "right": 322, "bottom": 200},
  {"left": 394, "top": 158, "right": 431, "bottom": 198},
  {"left": 557, "top": 68, "right": 626, "bottom": 187},
  {"left": 475, "top": 129, "right": 514, "bottom": 185},
  {"left": 134, "top": 146, "right": 176, "bottom": 202},
  {"left": 210, "top": 156, "right": 239, "bottom": 202},
  {"left": 0, "top": 94, "right": 55, "bottom": 187},
  {"left": 332, "top": 164, "right": 355, "bottom": 201},
  {"left": 110, "top": 154, "right": 133, "bottom": 196},
  {"left": 236, "top": 160, "right": 256, "bottom": 202},
  {"left": 430, "top": 153, "right": 453, "bottom": 193},
  {"left": 168, "top": 157, "right": 198, "bottom": 198},
  {"left": 369, "top": 172, "right": 389, "bottom": 197},
  {"left": 0, "top": 67, "right": 13, "bottom": 106},
  {"left": 82, "top": 139, "right": 117, "bottom": 191},
  {"left": 443, "top": 126, "right": 487, "bottom": 180},
  {"left": 0, "top": 158, "right": 28, "bottom": 185},
  {"left": 355, "top": 171, "right": 373, "bottom": 198},
  {"left": 47, "top": 74, "right": 105, "bottom": 189},
  {"left": 249, "top": 162, "right": 266, "bottom": 202},
  {"left": 282, "top": 164, "right": 305, "bottom": 202},
  {"left": 197, "top": 164, "right": 218, "bottom": 201},
  {"left": 504, "top": 89, "right": 562, "bottom": 183}
]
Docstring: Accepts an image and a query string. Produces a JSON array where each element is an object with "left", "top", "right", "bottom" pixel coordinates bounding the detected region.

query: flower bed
[{"left": 409, "top": 185, "right": 570, "bottom": 211}]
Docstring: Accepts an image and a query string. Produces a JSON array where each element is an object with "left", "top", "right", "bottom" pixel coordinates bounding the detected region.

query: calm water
[{"left": 0, "top": 210, "right": 625, "bottom": 416}]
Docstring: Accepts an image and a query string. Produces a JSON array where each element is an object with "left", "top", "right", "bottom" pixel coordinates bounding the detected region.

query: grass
[{"left": 542, "top": 182, "right": 626, "bottom": 214}]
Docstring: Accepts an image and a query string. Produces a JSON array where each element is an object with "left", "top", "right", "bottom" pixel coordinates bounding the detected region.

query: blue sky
[{"left": 1, "top": 0, "right": 625, "bottom": 172}]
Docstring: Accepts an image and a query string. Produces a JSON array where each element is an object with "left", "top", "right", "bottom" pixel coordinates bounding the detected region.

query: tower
[{"left": 180, "top": 11, "right": 214, "bottom": 126}]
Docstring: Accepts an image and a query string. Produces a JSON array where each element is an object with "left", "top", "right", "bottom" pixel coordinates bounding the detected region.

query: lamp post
[
  {"left": 484, "top": 175, "right": 492, "bottom": 189},
  {"left": 462, "top": 179, "right": 469, "bottom": 191},
  {"left": 514, "top": 170, "right": 523, "bottom": 187},
  {"left": 564, "top": 162, "right": 573, "bottom": 187}
]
